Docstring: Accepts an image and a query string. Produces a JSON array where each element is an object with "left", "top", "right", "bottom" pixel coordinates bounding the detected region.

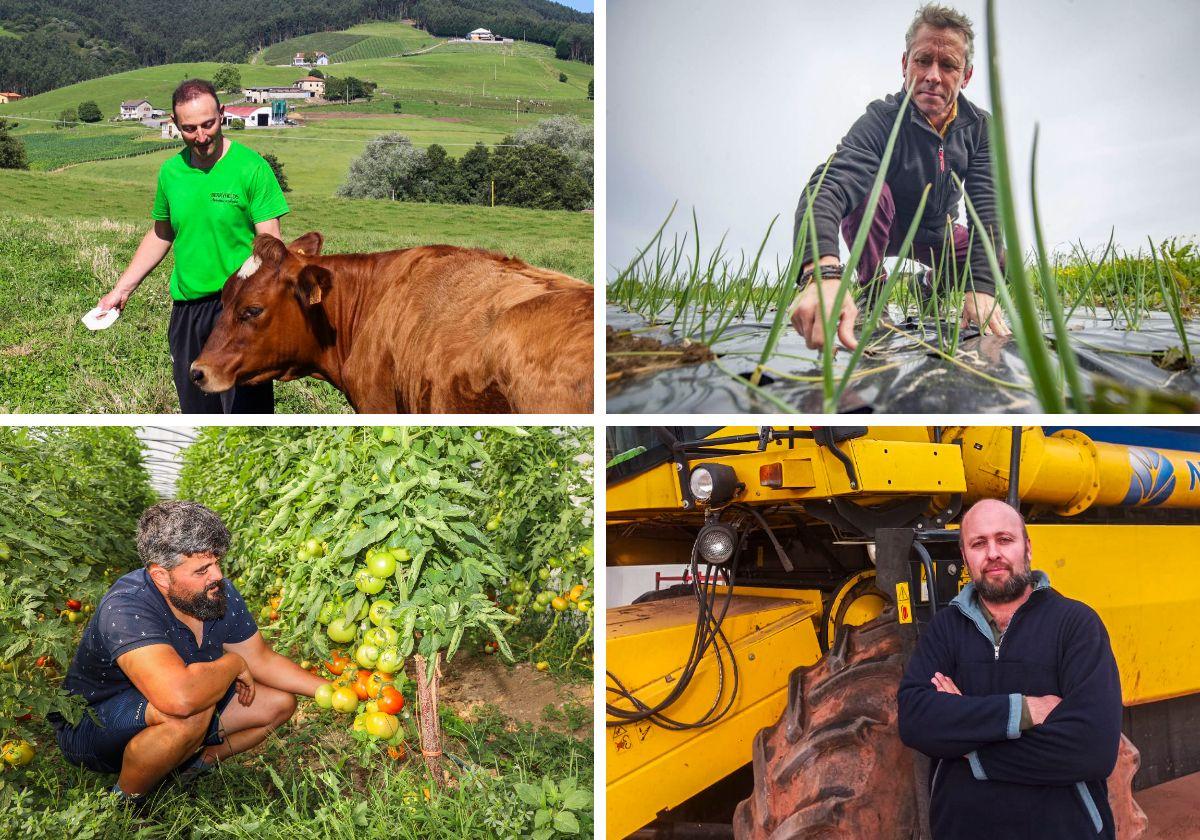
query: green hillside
[
  {"left": 260, "top": 33, "right": 367, "bottom": 66},
  {"left": 260, "top": 21, "right": 437, "bottom": 65},
  {"left": 0, "top": 25, "right": 19, "bottom": 38}
]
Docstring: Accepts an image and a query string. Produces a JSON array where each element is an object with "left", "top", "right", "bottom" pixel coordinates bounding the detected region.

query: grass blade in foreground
[
  {"left": 1029, "top": 124, "right": 1086, "bottom": 409},
  {"left": 982, "top": 0, "right": 1064, "bottom": 412}
]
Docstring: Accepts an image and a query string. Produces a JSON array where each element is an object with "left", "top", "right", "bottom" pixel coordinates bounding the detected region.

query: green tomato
[
  {"left": 297, "top": 548, "right": 312, "bottom": 564},
  {"left": 485, "top": 519, "right": 499, "bottom": 532},
  {"left": 380, "top": 427, "right": 396, "bottom": 443},
  {"left": 367, "top": 551, "right": 396, "bottom": 579},
  {"left": 354, "top": 569, "right": 385, "bottom": 595},
  {"left": 315, "top": 683, "right": 335, "bottom": 709},
  {"left": 577, "top": 600, "right": 591, "bottom": 614},
  {"left": 0, "top": 541, "right": 10, "bottom": 561},
  {"left": 538, "top": 567, "right": 550, "bottom": 582},
  {"left": 355, "top": 643, "right": 380, "bottom": 669},
  {"left": 317, "top": 602, "right": 335, "bottom": 625},
  {"left": 376, "top": 647, "right": 404, "bottom": 674},
  {"left": 392, "top": 547, "right": 411, "bottom": 563},
  {"left": 510, "top": 580, "right": 527, "bottom": 594},
  {"left": 369, "top": 600, "right": 396, "bottom": 627},
  {"left": 515, "top": 592, "right": 530, "bottom": 605},
  {"left": 549, "top": 459, "right": 558, "bottom": 469},
  {"left": 531, "top": 601, "right": 546, "bottom": 613},
  {"left": 535, "top": 591, "right": 552, "bottom": 605},
  {"left": 365, "top": 626, "right": 399, "bottom": 648},
  {"left": 326, "top": 618, "right": 357, "bottom": 643}
]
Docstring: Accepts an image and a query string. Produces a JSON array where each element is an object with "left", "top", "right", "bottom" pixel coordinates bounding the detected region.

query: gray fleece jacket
[{"left": 793, "top": 89, "right": 1003, "bottom": 296}]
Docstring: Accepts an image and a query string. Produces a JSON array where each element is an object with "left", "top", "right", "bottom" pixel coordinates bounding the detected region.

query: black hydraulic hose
[
  {"left": 912, "top": 541, "right": 939, "bottom": 616},
  {"left": 605, "top": 534, "right": 743, "bottom": 731}
]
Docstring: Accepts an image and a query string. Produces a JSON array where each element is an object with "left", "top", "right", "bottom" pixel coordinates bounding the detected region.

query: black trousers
[{"left": 168, "top": 294, "right": 274, "bottom": 414}]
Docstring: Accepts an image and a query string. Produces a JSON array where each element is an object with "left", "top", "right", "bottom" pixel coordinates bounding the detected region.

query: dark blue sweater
[{"left": 897, "top": 572, "right": 1122, "bottom": 839}]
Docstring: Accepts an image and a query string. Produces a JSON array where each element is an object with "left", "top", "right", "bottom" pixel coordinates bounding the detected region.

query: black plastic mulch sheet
[{"left": 607, "top": 305, "right": 1200, "bottom": 413}]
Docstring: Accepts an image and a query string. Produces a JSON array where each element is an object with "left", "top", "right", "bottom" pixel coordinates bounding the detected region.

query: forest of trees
[{"left": 0, "top": 0, "right": 593, "bottom": 97}]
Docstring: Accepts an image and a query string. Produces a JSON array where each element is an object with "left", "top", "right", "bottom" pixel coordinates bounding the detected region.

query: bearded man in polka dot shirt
[{"left": 49, "top": 501, "right": 329, "bottom": 807}]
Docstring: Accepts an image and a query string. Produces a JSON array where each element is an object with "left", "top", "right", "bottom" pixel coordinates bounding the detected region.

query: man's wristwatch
[{"left": 798, "top": 263, "right": 845, "bottom": 287}]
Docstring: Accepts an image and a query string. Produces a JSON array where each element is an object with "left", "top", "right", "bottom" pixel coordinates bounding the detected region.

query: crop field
[
  {"left": 607, "top": 3, "right": 1199, "bottom": 414},
  {"left": 259, "top": 21, "right": 438, "bottom": 65},
  {"left": 259, "top": 33, "right": 372, "bottom": 66},
  {"left": 17, "top": 128, "right": 177, "bottom": 171},
  {"left": 0, "top": 425, "right": 594, "bottom": 838},
  {"left": 0, "top": 20, "right": 593, "bottom": 414},
  {"left": 331, "top": 36, "right": 412, "bottom": 63}
]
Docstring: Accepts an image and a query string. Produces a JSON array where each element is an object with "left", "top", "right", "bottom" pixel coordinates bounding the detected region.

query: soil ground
[
  {"left": 441, "top": 652, "right": 590, "bottom": 735},
  {"left": 1137, "top": 770, "right": 1200, "bottom": 839},
  {"left": 606, "top": 326, "right": 714, "bottom": 381}
]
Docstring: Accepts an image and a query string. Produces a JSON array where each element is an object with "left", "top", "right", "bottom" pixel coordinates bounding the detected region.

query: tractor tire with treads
[{"left": 733, "top": 610, "right": 917, "bottom": 839}]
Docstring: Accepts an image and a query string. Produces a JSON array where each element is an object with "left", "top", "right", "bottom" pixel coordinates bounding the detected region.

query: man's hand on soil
[
  {"left": 1026, "top": 694, "right": 1062, "bottom": 726},
  {"left": 790, "top": 278, "right": 859, "bottom": 351},
  {"left": 931, "top": 672, "right": 962, "bottom": 695},
  {"left": 961, "top": 291, "right": 1012, "bottom": 336}
]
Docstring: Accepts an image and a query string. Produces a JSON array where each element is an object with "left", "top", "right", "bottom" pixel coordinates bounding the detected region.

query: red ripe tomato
[
  {"left": 377, "top": 685, "right": 404, "bottom": 715},
  {"left": 353, "top": 670, "right": 373, "bottom": 701},
  {"left": 325, "top": 651, "right": 349, "bottom": 676},
  {"left": 66, "top": 599, "right": 82, "bottom": 611}
]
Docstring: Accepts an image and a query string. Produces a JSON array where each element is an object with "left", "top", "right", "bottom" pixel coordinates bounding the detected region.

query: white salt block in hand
[{"left": 82, "top": 306, "right": 120, "bottom": 331}]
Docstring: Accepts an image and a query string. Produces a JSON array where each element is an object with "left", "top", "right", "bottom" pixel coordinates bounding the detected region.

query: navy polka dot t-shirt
[{"left": 62, "top": 568, "right": 258, "bottom": 706}]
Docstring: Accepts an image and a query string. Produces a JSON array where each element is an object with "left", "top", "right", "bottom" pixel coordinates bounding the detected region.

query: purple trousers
[{"left": 841, "top": 182, "right": 1001, "bottom": 288}]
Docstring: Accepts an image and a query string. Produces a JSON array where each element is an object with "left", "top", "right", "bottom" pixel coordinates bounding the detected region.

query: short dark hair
[
  {"left": 137, "top": 501, "right": 230, "bottom": 570},
  {"left": 905, "top": 4, "right": 975, "bottom": 72},
  {"left": 172, "top": 79, "right": 221, "bottom": 112}
]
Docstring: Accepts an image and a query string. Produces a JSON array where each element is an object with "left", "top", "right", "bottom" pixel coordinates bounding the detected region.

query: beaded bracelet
[{"left": 797, "top": 264, "right": 845, "bottom": 287}]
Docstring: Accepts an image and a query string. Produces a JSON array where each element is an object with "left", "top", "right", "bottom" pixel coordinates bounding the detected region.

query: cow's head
[{"left": 190, "top": 232, "right": 332, "bottom": 393}]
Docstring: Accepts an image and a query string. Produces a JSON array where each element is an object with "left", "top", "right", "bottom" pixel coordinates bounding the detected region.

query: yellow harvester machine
[{"left": 605, "top": 426, "right": 1200, "bottom": 839}]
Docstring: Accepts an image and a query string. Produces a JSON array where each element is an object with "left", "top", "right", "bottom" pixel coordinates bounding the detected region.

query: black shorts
[
  {"left": 52, "top": 683, "right": 236, "bottom": 774},
  {"left": 168, "top": 293, "right": 274, "bottom": 414}
]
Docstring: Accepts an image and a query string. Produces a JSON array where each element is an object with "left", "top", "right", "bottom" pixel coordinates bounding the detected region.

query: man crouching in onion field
[
  {"left": 48, "top": 501, "right": 329, "bottom": 808},
  {"left": 790, "top": 3, "right": 1012, "bottom": 352}
]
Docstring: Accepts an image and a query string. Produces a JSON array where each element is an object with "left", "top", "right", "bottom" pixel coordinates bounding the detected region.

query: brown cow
[{"left": 190, "top": 232, "right": 593, "bottom": 413}]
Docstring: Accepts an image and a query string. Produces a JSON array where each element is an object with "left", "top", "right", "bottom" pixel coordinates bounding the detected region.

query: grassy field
[
  {"left": 0, "top": 169, "right": 591, "bottom": 414},
  {"left": 4, "top": 664, "right": 592, "bottom": 839}
]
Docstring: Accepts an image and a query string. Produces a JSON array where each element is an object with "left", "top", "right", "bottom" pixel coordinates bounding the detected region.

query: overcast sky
[{"left": 607, "top": 0, "right": 1200, "bottom": 277}]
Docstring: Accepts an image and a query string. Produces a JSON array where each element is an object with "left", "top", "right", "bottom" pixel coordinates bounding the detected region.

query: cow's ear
[
  {"left": 289, "top": 231, "right": 323, "bottom": 256},
  {"left": 253, "top": 234, "right": 288, "bottom": 266},
  {"left": 296, "top": 264, "right": 332, "bottom": 307}
]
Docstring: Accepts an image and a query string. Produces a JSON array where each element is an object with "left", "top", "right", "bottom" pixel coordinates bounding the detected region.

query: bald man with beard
[{"left": 897, "top": 499, "right": 1122, "bottom": 839}]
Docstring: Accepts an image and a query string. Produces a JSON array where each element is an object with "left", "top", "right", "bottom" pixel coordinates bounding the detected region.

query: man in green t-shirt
[{"left": 97, "top": 79, "right": 289, "bottom": 413}]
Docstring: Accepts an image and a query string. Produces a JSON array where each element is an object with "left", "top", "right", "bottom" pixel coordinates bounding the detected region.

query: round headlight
[
  {"left": 696, "top": 522, "right": 738, "bottom": 565},
  {"left": 690, "top": 467, "right": 715, "bottom": 501}
]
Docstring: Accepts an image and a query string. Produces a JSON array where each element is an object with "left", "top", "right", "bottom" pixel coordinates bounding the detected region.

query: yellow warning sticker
[{"left": 896, "top": 581, "right": 913, "bottom": 624}]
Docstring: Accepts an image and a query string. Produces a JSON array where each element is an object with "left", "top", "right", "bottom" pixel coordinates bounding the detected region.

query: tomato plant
[
  {"left": 0, "top": 428, "right": 154, "bottom": 760},
  {"left": 176, "top": 426, "right": 593, "bottom": 776}
]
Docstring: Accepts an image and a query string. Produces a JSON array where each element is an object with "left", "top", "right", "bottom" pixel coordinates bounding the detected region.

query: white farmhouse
[{"left": 120, "top": 99, "right": 153, "bottom": 120}]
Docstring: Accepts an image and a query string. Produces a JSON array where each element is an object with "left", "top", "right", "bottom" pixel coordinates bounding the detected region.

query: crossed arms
[{"left": 896, "top": 608, "right": 1122, "bottom": 785}]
